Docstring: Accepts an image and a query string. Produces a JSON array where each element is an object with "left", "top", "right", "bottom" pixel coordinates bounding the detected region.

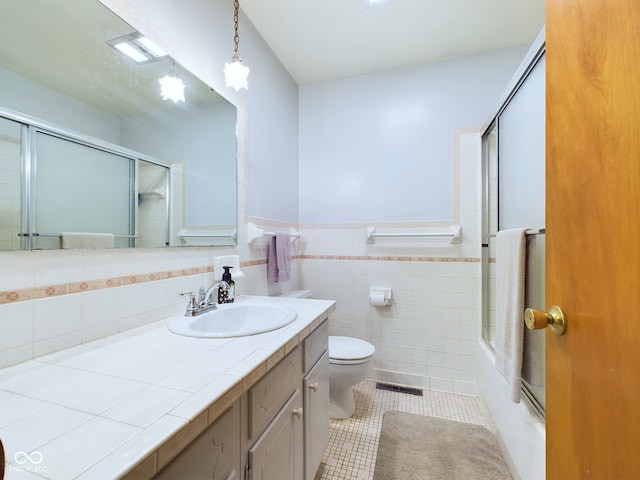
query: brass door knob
[{"left": 524, "top": 305, "right": 567, "bottom": 335}]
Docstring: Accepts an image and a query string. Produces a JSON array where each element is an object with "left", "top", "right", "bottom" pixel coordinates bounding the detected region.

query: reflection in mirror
[
  {"left": 0, "top": 0, "right": 237, "bottom": 250},
  {"left": 0, "top": 117, "right": 21, "bottom": 250},
  {"left": 34, "top": 132, "right": 135, "bottom": 250}
]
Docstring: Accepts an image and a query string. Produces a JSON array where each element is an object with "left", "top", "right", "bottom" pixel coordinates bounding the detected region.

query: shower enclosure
[{"left": 481, "top": 42, "right": 546, "bottom": 416}]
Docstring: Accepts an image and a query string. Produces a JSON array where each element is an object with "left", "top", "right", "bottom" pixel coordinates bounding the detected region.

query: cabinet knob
[
  {"left": 309, "top": 382, "right": 319, "bottom": 392},
  {"left": 293, "top": 407, "right": 304, "bottom": 419},
  {"left": 224, "top": 471, "right": 236, "bottom": 480}
]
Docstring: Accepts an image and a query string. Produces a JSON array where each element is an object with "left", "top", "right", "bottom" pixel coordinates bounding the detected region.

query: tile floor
[{"left": 314, "top": 380, "right": 495, "bottom": 480}]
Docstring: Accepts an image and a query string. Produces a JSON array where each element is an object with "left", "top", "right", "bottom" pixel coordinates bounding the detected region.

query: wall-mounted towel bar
[
  {"left": 20, "top": 233, "right": 140, "bottom": 239},
  {"left": 366, "top": 225, "right": 462, "bottom": 244},
  {"left": 177, "top": 230, "right": 237, "bottom": 239},
  {"left": 247, "top": 222, "right": 301, "bottom": 244}
]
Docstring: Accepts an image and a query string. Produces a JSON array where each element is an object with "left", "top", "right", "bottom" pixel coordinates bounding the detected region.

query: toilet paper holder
[{"left": 369, "top": 288, "right": 392, "bottom": 306}]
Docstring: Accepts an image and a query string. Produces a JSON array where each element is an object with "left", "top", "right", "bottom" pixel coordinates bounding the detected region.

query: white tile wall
[
  {"left": 0, "top": 244, "right": 295, "bottom": 369},
  {"left": 298, "top": 131, "right": 483, "bottom": 395},
  {"left": 301, "top": 256, "right": 481, "bottom": 394},
  {"left": 0, "top": 132, "right": 482, "bottom": 398}
]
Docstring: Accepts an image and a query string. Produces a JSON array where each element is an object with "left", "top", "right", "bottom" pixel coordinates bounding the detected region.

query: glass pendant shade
[
  {"left": 224, "top": 54, "right": 250, "bottom": 91},
  {"left": 224, "top": 0, "right": 249, "bottom": 91},
  {"left": 159, "top": 72, "right": 185, "bottom": 103}
]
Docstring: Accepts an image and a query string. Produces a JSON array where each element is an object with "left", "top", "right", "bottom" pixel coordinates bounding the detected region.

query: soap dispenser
[{"left": 218, "top": 266, "right": 235, "bottom": 303}]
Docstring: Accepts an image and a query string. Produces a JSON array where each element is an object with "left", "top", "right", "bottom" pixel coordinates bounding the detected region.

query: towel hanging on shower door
[{"left": 495, "top": 227, "right": 529, "bottom": 403}]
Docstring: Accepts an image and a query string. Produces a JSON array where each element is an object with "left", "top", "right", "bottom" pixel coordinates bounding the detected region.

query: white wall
[
  {"left": 0, "top": 67, "right": 121, "bottom": 143},
  {"left": 300, "top": 130, "right": 485, "bottom": 394},
  {"left": 299, "top": 47, "right": 528, "bottom": 224},
  {"left": 296, "top": 47, "right": 528, "bottom": 394}
]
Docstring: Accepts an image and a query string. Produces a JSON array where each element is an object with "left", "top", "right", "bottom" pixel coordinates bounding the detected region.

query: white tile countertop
[{"left": 0, "top": 295, "right": 336, "bottom": 480}]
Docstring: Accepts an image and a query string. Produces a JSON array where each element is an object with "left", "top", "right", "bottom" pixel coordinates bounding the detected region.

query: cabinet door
[
  {"left": 155, "top": 400, "right": 241, "bottom": 480},
  {"left": 248, "top": 390, "right": 303, "bottom": 480},
  {"left": 248, "top": 347, "right": 302, "bottom": 439},
  {"left": 304, "top": 352, "right": 329, "bottom": 480}
]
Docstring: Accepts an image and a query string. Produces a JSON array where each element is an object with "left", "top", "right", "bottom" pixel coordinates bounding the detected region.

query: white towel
[
  {"left": 495, "top": 227, "right": 529, "bottom": 403},
  {"left": 60, "top": 232, "right": 114, "bottom": 249}
]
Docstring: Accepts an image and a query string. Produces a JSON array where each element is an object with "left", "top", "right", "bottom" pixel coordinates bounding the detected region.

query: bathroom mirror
[{"left": 0, "top": 0, "right": 238, "bottom": 250}]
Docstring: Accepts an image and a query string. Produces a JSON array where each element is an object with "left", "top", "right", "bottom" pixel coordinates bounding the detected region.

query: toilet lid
[{"left": 329, "top": 336, "right": 375, "bottom": 361}]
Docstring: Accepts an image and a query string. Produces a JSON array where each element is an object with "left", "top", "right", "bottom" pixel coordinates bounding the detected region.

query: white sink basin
[{"left": 167, "top": 302, "right": 298, "bottom": 338}]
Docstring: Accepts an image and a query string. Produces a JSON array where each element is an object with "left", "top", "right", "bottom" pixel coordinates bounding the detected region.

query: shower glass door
[{"left": 481, "top": 50, "right": 546, "bottom": 416}]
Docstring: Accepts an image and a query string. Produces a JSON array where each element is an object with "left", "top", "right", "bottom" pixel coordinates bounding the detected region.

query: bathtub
[{"left": 477, "top": 339, "right": 545, "bottom": 480}]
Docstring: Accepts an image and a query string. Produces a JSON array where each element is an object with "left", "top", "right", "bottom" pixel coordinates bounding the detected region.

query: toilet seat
[{"left": 329, "top": 336, "right": 375, "bottom": 365}]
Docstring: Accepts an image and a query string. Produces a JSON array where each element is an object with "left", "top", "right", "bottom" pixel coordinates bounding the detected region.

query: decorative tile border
[
  {"left": 0, "top": 255, "right": 480, "bottom": 306},
  {"left": 0, "top": 266, "right": 212, "bottom": 306}
]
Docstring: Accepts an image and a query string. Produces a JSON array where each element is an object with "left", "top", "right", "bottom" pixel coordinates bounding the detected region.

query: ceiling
[{"left": 240, "top": 0, "right": 545, "bottom": 85}]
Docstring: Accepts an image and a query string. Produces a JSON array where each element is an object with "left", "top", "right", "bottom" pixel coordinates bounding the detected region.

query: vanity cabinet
[
  {"left": 245, "top": 320, "right": 330, "bottom": 480},
  {"left": 155, "top": 399, "right": 241, "bottom": 480},
  {"left": 155, "top": 319, "right": 329, "bottom": 480}
]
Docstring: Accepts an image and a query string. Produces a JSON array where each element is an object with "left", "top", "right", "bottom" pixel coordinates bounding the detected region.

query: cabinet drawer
[
  {"left": 304, "top": 320, "right": 328, "bottom": 372},
  {"left": 248, "top": 346, "right": 302, "bottom": 439}
]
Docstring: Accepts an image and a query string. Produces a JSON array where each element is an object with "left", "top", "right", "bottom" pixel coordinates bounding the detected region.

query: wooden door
[{"left": 546, "top": 0, "right": 640, "bottom": 477}]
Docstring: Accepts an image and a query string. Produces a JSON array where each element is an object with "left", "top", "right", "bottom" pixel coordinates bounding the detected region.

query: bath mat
[{"left": 373, "top": 411, "right": 512, "bottom": 480}]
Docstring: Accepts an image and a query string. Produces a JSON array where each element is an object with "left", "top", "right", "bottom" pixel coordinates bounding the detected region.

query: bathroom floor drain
[{"left": 375, "top": 382, "right": 423, "bottom": 396}]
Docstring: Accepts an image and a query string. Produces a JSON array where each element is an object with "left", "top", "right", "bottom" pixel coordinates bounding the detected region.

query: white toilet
[
  {"left": 277, "top": 290, "right": 376, "bottom": 419},
  {"left": 328, "top": 335, "right": 375, "bottom": 419}
]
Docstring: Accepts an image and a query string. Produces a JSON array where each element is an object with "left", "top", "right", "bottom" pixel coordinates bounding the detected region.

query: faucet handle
[{"left": 179, "top": 291, "right": 197, "bottom": 311}]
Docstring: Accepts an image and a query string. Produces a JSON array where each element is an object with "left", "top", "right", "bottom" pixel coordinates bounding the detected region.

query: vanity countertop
[{"left": 0, "top": 295, "right": 336, "bottom": 480}]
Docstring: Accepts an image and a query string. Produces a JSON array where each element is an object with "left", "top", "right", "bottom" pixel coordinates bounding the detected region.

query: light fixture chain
[
  {"left": 233, "top": 0, "right": 240, "bottom": 55},
  {"left": 224, "top": 0, "right": 249, "bottom": 91}
]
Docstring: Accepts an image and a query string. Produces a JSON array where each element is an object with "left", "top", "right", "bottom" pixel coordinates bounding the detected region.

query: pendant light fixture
[
  {"left": 224, "top": 0, "right": 250, "bottom": 91},
  {"left": 159, "top": 58, "right": 186, "bottom": 103}
]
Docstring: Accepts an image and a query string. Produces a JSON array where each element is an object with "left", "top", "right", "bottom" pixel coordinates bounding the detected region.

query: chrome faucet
[
  {"left": 180, "top": 281, "right": 230, "bottom": 317},
  {"left": 203, "top": 281, "right": 230, "bottom": 307}
]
